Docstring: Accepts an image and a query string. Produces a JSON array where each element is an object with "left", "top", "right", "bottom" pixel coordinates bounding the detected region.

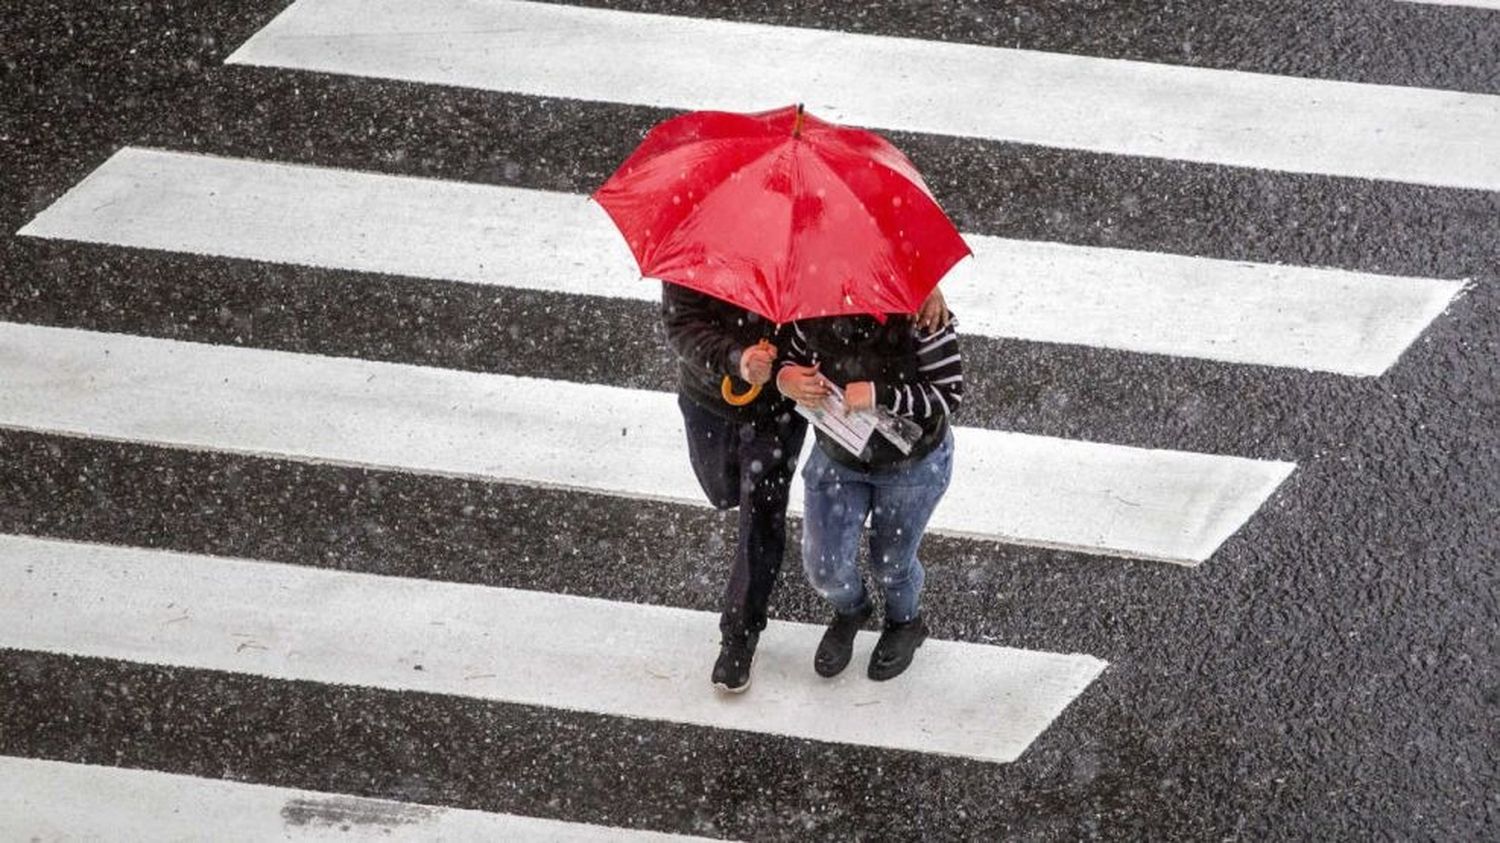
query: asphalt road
[{"left": 1, "top": 1, "right": 1496, "bottom": 839}]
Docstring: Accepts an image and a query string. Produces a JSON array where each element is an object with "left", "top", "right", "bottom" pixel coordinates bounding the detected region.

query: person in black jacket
[
  {"left": 664, "top": 284, "right": 950, "bottom": 693},
  {"left": 662, "top": 283, "right": 807, "bottom": 693},
  {"left": 777, "top": 313, "right": 963, "bottom": 682}
]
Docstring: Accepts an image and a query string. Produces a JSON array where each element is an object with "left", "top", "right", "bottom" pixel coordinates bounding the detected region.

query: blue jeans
[{"left": 800, "top": 431, "right": 954, "bottom": 623}]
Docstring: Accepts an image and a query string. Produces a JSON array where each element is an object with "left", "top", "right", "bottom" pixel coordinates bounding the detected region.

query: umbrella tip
[{"left": 793, "top": 103, "right": 804, "bottom": 138}]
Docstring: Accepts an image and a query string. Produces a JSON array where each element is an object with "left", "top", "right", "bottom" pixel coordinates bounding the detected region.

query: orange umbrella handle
[
  {"left": 722, "top": 338, "right": 773, "bottom": 406},
  {"left": 721, "top": 377, "right": 763, "bottom": 406}
]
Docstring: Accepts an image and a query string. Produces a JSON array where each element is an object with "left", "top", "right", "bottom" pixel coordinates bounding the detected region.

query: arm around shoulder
[{"left": 876, "top": 320, "right": 964, "bottom": 419}]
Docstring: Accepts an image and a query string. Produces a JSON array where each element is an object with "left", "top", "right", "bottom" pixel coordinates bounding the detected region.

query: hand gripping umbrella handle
[{"left": 721, "top": 338, "right": 772, "bottom": 406}]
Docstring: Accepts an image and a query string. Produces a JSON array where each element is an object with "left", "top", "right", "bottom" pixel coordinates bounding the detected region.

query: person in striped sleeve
[{"left": 776, "top": 312, "right": 962, "bottom": 681}]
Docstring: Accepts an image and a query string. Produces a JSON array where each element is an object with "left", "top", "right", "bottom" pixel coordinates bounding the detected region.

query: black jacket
[
  {"left": 661, "top": 284, "right": 796, "bottom": 422},
  {"left": 783, "top": 314, "right": 964, "bottom": 469}
]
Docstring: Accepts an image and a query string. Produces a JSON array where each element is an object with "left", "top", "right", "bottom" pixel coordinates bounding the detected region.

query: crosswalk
[
  {"left": 21, "top": 147, "right": 1463, "bottom": 375},
  {"left": 1, "top": 0, "right": 1482, "bottom": 837},
  {"left": 0, "top": 320, "right": 1292, "bottom": 563},
  {"left": 1, "top": 533, "right": 1104, "bottom": 763},
  {"left": 1399, "top": 1, "right": 1500, "bottom": 9},
  {"left": 4, "top": 755, "right": 715, "bottom": 841},
  {"left": 226, "top": 0, "right": 1500, "bottom": 191}
]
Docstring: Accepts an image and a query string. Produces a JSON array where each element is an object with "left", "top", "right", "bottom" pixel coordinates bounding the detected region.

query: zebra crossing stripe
[
  {"left": 0, "top": 534, "right": 1109, "bottom": 764},
  {"left": 0, "top": 755, "right": 722, "bottom": 841},
  {"left": 0, "top": 320, "right": 1294, "bottom": 564},
  {"left": 19, "top": 148, "right": 1465, "bottom": 376},
  {"left": 224, "top": 0, "right": 1500, "bottom": 191},
  {"left": 1396, "top": 1, "right": 1500, "bottom": 9}
]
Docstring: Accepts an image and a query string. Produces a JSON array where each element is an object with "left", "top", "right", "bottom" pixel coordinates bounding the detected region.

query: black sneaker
[
  {"left": 814, "top": 603, "right": 875, "bottom": 678},
  {"left": 868, "top": 616, "right": 929, "bottom": 681},
  {"left": 712, "top": 630, "right": 759, "bottom": 693}
]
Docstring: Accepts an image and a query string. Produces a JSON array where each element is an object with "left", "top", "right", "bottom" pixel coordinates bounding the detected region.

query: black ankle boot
[
  {"left": 868, "top": 615, "right": 928, "bottom": 681},
  {"left": 814, "top": 603, "right": 875, "bottom": 678},
  {"left": 712, "top": 630, "right": 759, "bottom": 693}
]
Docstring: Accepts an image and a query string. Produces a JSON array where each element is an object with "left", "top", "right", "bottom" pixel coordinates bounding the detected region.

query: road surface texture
[{"left": 1, "top": 1, "right": 1496, "bottom": 839}]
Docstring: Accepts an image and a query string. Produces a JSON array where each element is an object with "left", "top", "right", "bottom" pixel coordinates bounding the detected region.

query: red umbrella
[{"left": 593, "top": 104, "right": 971, "bottom": 325}]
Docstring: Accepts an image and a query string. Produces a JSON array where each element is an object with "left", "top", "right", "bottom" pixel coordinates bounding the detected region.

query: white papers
[
  {"left": 872, "top": 408, "right": 923, "bottom": 455},
  {"left": 795, "top": 383, "right": 925, "bottom": 458},
  {"left": 796, "top": 385, "right": 877, "bottom": 457}
]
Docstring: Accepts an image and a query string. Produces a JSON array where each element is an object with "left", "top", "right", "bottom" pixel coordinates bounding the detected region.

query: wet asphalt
[{"left": 1, "top": 1, "right": 1497, "bottom": 839}]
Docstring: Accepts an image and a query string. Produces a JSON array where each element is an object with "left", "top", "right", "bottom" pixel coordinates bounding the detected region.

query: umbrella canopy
[{"left": 593, "top": 104, "right": 970, "bottom": 324}]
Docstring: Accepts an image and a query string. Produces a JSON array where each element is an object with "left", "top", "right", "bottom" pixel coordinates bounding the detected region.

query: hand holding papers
[
  {"left": 795, "top": 380, "right": 922, "bottom": 458},
  {"left": 795, "top": 381, "right": 877, "bottom": 456}
]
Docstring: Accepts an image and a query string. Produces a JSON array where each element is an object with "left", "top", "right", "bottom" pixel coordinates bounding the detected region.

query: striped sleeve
[
  {"left": 779, "top": 322, "right": 816, "bottom": 368},
  {"left": 876, "top": 320, "right": 964, "bottom": 420}
]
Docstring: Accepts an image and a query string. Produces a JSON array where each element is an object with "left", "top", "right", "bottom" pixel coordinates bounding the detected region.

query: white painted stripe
[
  {"left": 224, "top": 0, "right": 1500, "bottom": 192},
  {"left": 945, "top": 239, "right": 1464, "bottom": 378},
  {"left": 0, "top": 321, "right": 1292, "bottom": 563},
  {"left": 0, "top": 757, "right": 708, "bottom": 842},
  {"left": 0, "top": 534, "right": 1108, "bottom": 763},
  {"left": 1397, "top": 0, "right": 1500, "bottom": 9},
  {"left": 18, "top": 148, "right": 1465, "bottom": 376},
  {"left": 0, "top": 756, "right": 720, "bottom": 841}
]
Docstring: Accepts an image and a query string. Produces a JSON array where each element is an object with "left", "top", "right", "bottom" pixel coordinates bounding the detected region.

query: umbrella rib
[
  {"left": 603, "top": 130, "right": 780, "bottom": 271},
  {"left": 799, "top": 148, "right": 905, "bottom": 312},
  {"left": 808, "top": 144, "right": 973, "bottom": 312},
  {"left": 616, "top": 110, "right": 795, "bottom": 180},
  {"left": 805, "top": 145, "right": 888, "bottom": 237},
  {"left": 776, "top": 143, "right": 805, "bottom": 323},
  {"left": 811, "top": 134, "right": 942, "bottom": 202},
  {"left": 647, "top": 139, "right": 786, "bottom": 278}
]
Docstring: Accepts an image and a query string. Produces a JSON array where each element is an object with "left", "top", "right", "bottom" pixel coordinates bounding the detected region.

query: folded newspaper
[{"left": 795, "top": 383, "right": 923, "bottom": 458}]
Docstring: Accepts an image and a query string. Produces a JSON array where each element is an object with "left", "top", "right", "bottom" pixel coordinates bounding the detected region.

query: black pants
[{"left": 678, "top": 394, "right": 808, "bottom": 636}]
